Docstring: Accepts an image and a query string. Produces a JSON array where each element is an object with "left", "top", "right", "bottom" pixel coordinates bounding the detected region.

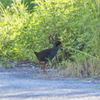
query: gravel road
[{"left": 0, "top": 64, "right": 100, "bottom": 100}]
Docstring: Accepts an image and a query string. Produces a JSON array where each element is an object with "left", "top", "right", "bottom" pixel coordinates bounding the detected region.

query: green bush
[{"left": 0, "top": 0, "right": 100, "bottom": 77}]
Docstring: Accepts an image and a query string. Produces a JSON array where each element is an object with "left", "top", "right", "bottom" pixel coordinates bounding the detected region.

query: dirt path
[{"left": 0, "top": 63, "right": 100, "bottom": 100}]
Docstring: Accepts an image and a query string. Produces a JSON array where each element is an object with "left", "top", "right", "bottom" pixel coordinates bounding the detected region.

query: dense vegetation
[{"left": 0, "top": 0, "right": 100, "bottom": 77}]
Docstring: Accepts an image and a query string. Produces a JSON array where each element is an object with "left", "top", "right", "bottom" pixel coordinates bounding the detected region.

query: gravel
[{"left": 0, "top": 63, "right": 100, "bottom": 100}]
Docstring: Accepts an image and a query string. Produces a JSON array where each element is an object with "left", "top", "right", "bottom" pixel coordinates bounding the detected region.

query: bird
[{"left": 34, "top": 41, "right": 64, "bottom": 74}]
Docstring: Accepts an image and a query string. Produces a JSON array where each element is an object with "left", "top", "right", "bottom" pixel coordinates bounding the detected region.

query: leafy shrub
[{"left": 0, "top": 0, "right": 100, "bottom": 77}]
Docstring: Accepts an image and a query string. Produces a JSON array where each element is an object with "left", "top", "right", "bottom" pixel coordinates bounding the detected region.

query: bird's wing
[{"left": 38, "top": 48, "right": 56, "bottom": 61}]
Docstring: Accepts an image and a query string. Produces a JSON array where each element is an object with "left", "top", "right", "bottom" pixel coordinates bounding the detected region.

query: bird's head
[{"left": 54, "top": 41, "right": 64, "bottom": 47}]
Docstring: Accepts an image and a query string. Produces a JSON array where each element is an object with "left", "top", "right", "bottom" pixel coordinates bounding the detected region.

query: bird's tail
[
  {"left": 34, "top": 51, "right": 37, "bottom": 55},
  {"left": 34, "top": 51, "right": 38, "bottom": 57}
]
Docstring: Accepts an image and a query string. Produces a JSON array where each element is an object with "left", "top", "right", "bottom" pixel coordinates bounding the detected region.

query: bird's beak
[{"left": 61, "top": 43, "right": 64, "bottom": 45}]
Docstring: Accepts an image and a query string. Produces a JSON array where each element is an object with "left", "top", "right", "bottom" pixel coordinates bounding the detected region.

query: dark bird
[{"left": 34, "top": 41, "right": 64, "bottom": 74}]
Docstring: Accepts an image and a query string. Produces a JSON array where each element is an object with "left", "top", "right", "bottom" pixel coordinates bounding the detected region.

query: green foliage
[
  {"left": 0, "top": 0, "right": 100, "bottom": 77},
  {"left": 0, "top": 0, "right": 35, "bottom": 12},
  {"left": 0, "top": 0, "right": 11, "bottom": 8},
  {"left": 23, "top": 0, "right": 35, "bottom": 12}
]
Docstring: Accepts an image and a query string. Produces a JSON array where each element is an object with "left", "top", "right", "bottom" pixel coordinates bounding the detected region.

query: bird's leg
[
  {"left": 38, "top": 61, "right": 42, "bottom": 65},
  {"left": 44, "top": 62, "right": 47, "bottom": 73},
  {"left": 38, "top": 61, "right": 46, "bottom": 74},
  {"left": 43, "top": 64, "right": 45, "bottom": 74}
]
